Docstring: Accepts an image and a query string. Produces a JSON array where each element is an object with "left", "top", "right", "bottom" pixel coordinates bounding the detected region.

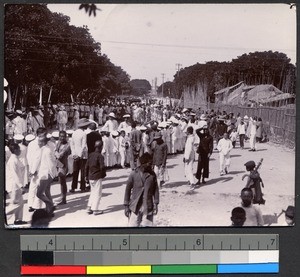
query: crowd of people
[{"left": 5, "top": 97, "right": 293, "bottom": 227}]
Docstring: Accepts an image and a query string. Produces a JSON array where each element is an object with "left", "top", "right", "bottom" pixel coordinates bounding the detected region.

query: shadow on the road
[
  {"left": 200, "top": 176, "right": 233, "bottom": 187},
  {"left": 263, "top": 214, "right": 279, "bottom": 225},
  {"left": 103, "top": 204, "right": 124, "bottom": 214},
  {"left": 255, "top": 148, "right": 268, "bottom": 152},
  {"left": 166, "top": 164, "right": 180, "bottom": 169},
  {"left": 52, "top": 195, "right": 90, "bottom": 218},
  {"left": 231, "top": 154, "right": 242, "bottom": 158},
  {"left": 103, "top": 181, "right": 126, "bottom": 189},
  {"left": 227, "top": 170, "right": 245, "bottom": 175},
  {"left": 105, "top": 175, "right": 129, "bottom": 181},
  {"left": 163, "top": 181, "right": 188, "bottom": 189}
]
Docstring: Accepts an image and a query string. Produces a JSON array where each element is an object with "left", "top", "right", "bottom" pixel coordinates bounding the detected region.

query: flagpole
[
  {"left": 48, "top": 86, "right": 53, "bottom": 103},
  {"left": 39, "top": 86, "right": 43, "bottom": 105}
]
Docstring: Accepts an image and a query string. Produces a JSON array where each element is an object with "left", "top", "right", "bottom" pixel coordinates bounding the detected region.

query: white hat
[
  {"left": 108, "top": 112, "right": 116, "bottom": 118},
  {"left": 123, "top": 114, "right": 130, "bottom": 118},
  {"left": 66, "top": 130, "right": 74, "bottom": 136},
  {"left": 46, "top": 134, "right": 52, "bottom": 139},
  {"left": 111, "top": 131, "right": 119, "bottom": 137},
  {"left": 25, "top": 134, "right": 36, "bottom": 142},
  {"left": 52, "top": 131, "right": 59, "bottom": 138},
  {"left": 158, "top": 122, "right": 167, "bottom": 128},
  {"left": 13, "top": 134, "right": 24, "bottom": 141},
  {"left": 182, "top": 108, "right": 188, "bottom": 113},
  {"left": 190, "top": 112, "right": 196, "bottom": 116},
  {"left": 139, "top": 125, "right": 147, "bottom": 131},
  {"left": 244, "top": 115, "right": 249, "bottom": 119},
  {"left": 200, "top": 114, "right": 207, "bottom": 120},
  {"left": 16, "top": 110, "right": 22, "bottom": 115}
]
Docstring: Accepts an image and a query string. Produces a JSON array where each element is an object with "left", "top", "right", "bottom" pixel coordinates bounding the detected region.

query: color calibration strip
[{"left": 21, "top": 234, "right": 279, "bottom": 275}]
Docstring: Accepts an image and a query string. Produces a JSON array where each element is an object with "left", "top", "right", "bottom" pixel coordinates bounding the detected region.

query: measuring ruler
[{"left": 21, "top": 234, "right": 279, "bottom": 275}]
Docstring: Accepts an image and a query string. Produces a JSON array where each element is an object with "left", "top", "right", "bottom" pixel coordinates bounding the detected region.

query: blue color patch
[{"left": 218, "top": 263, "right": 279, "bottom": 273}]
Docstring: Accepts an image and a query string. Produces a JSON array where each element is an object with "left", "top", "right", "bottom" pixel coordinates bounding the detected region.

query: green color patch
[{"left": 152, "top": 264, "right": 217, "bottom": 274}]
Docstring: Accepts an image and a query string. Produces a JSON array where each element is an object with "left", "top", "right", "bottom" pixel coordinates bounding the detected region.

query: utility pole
[
  {"left": 175, "top": 63, "right": 182, "bottom": 74},
  {"left": 161, "top": 73, "right": 165, "bottom": 98}
]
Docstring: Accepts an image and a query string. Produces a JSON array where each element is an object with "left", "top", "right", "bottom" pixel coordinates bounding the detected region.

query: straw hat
[
  {"left": 25, "top": 134, "right": 36, "bottom": 142},
  {"left": 51, "top": 131, "right": 59, "bottom": 138},
  {"left": 78, "top": 118, "right": 91, "bottom": 128},
  {"left": 108, "top": 112, "right": 116, "bottom": 118},
  {"left": 13, "top": 134, "right": 24, "bottom": 141}
]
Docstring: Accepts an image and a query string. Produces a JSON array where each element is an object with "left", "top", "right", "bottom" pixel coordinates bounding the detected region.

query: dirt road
[{"left": 9, "top": 140, "right": 294, "bottom": 228}]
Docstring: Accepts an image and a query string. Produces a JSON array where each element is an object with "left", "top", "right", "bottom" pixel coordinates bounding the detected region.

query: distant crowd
[{"left": 5, "top": 98, "right": 294, "bottom": 228}]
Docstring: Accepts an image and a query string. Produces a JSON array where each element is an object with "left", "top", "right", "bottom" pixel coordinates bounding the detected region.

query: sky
[{"left": 48, "top": 3, "right": 296, "bottom": 86}]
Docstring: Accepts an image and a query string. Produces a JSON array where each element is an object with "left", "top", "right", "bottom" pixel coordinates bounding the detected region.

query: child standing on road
[{"left": 229, "top": 128, "right": 238, "bottom": 148}]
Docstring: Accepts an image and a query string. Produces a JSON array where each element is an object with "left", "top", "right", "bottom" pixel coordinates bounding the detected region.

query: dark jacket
[
  {"left": 196, "top": 129, "right": 214, "bottom": 156},
  {"left": 152, "top": 141, "right": 168, "bottom": 166},
  {"left": 85, "top": 151, "right": 106, "bottom": 180},
  {"left": 87, "top": 131, "right": 102, "bottom": 154},
  {"left": 124, "top": 168, "right": 159, "bottom": 215}
]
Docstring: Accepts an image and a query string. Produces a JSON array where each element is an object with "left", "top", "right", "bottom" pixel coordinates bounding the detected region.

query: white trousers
[
  {"left": 87, "top": 179, "right": 103, "bottom": 211},
  {"left": 249, "top": 134, "right": 256, "bottom": 150},
  {"left": 219, "top": 153, "right": 230, "bottom": 172},
  {"left": 6, "top": 189, "right": 24, "bottom": 222},
  {"left": 184, "top": 161, "right": 196, "bottom": 185},
  {"left": 27, "top": 175, "right": 43, "bottom": 209}
]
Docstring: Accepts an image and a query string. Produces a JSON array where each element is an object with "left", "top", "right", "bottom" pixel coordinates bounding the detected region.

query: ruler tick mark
[
  {"left": 184, "top": 241, "right": 186, "bottom": 250},
  {"left": 110, "top": 241, "right": 112, "bottom": 250},
  {"left": 147, "top": 241, "right": 149, "bottom": 250},
  {"left": 258, "top": 241, "right": 260, "bottom": 250},
  {"left": 64, "top": 245, "right": 66, "bottom": 250},
  {"left": 73, "top": 241, "right": 75, "bottom": 250},
  {"left": 37, "top": 241, "right": 38, "bottom": 250},
  {"left": 230, "top": 244, "right": 232, "bottom": 250},
  {"left": 221, "top": 241, "right": 223, "bottom": 250}
]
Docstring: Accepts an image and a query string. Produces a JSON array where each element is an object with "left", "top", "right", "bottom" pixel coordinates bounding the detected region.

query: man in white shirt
[
  {"left": 57, "top": 105, "right": 68, "bottom": 131},
  {"left": 70, "top": 118, "right": 89, "bottom": 192},
  {"left": 217, "top": 132, "right": 233, "bottom": 175},
  {"left": 118, "top": 114, "right": 132, "bottom": 135},
  {"left": 249, "top": 116, "right": 257, "bottom": 151},
  {"left": 6, "top": 142, "right": 27, "bottom": 225},
  {"left": 102, "top": 112, "right": 118, "bottom": 133},
  {"left": 184, "top": 126, "right": 197, "bottom": 190},
  {"left": 27, "top": 129, "right": 46, "bottom": 212},
  {"left": 36, "top": 135, "right": 57, "bottom": 215}
]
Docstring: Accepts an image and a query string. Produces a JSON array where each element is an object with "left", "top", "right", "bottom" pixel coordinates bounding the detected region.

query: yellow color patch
[{"left": 87, "top": 265, "right": 151, "bottom": 274}]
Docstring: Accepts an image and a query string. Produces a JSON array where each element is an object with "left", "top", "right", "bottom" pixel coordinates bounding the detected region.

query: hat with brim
[
  {"left": 78, "top": 118, "right": 91, "bottom": 128},
  {"left": 244, "top": 160, "right": 255, "bottom": 168},
  {"left": 190, "top": 112, "right": 196, "bottom": 116},
  {"left": 111, "top": 131, "right": 119, "bottom": 137},
  {"left": 200, "top": 114, "right": 207, "bottom": 120},
  {"left": 108, "top": 112, "right": 116, "bottom": 118},
  {"left": 182, "top": 108, "right": 189, "bottom": 113},
  {"left": 52, "top": 131, "right": 59, "bottom": 138},
  {"left": 123, "top": 114, "right": 130, "bottom": 118},
  {"left": 285, "top": 205, "right": 295, "bottom": 219},
  {"left": 46, "top": 134, "right": 52, "bottom": 139},
  {"left": 218, "top": 116, "right": 226, "bottom": 121},
  {"left": 139, "top": 125, "right": 147, "bottom": 131},
  {"left": 25, "top": 134, "right": 36, "bottom": 142},
  {"left": 66, "top": 130, "right": 74, "bottom": 136},
  {"left": 16, "top": 110, "right": 22, "bottom": 115},
  {"left": 14, "top": 134, "right": 24, "bottom": 141}
]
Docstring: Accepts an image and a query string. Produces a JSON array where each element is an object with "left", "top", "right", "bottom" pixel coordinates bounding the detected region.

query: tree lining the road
[{"left": 5, "top": 4, "right": 131, "bottom": 107}]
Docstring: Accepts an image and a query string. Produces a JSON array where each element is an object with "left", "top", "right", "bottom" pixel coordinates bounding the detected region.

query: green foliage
[
  {"left": 4, "top": 4, "right": 130, "bottom": 106},
  {"left": 173, "top": 51, "right": 296, "bottom": 99},
  {"left": 129, "top": 79, "right": 151, "bottom": 96}
]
